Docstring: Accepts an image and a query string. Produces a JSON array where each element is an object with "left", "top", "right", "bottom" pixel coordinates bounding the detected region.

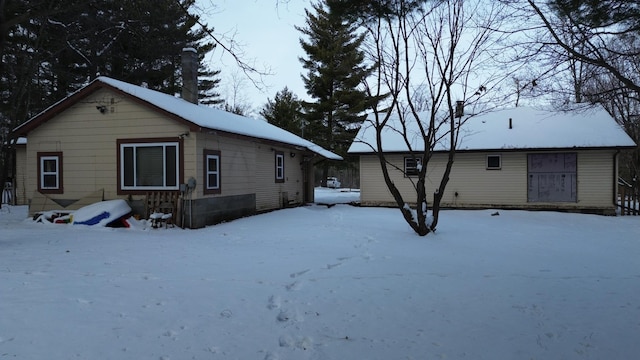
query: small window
[
  {"left": 404, "top": 157, "right": 422, "bottom": 177},
  {"left": 204, "top": 149, "right": 221, "bottom": 194},
  {"left": 275, "top": 151, "right": 285, "bottom": 183},
  {"left": 487, "top": 155, "right": 501, "bottom": 170},
  {"left": 38, "top": 152, "right": 63, "bottom": 193}
]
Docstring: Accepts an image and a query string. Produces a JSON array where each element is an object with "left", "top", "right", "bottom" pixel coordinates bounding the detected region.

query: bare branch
[
  {"left": 357, "top": 0, "right": 516, "bottom": 235},
  {"left": 526, "top": 0, "right": 640, "bottom": 93},
  {"left": 176, "top": 0, "right": 274, "bottom": 91}
]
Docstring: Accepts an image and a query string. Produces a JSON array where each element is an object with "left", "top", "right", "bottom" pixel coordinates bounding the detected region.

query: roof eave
[
  {"left": 13, "top": 80, "right": 104, "bottom": 136},
  {"left": 348, "top": 145, "right": 638, "bottom": 155},
  {"left": 12, "top": 79, "right": 203, "bottom": 138}
]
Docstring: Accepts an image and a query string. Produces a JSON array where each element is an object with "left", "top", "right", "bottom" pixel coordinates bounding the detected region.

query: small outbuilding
[
  {"left": 347, "top": 106, "right": 636, "bottom": 215},
  {"left": 13, "top": 75, "right": 341, "bottom": 228}
]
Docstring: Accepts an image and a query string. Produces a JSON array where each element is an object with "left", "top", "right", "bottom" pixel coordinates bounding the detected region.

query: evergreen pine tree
[
  {"left": 0, "top": 0, "right": 222, "bottom": 184},
  {"left": 260, "top": 87, "right": 304, "bottom": 136},
  {"left": 2, "top": 0, "right": 222, "bottom": 124},
  {"left": 297, "top": 0, "right": 371, "bottom": 185}
]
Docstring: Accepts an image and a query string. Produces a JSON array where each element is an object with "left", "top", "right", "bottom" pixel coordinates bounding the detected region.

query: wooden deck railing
[{"left": 618, "top": 179, "right": 639, "bottom": 216}]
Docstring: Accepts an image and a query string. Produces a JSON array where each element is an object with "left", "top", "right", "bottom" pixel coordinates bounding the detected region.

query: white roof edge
[
  {"left": 16, "top": 76, "right": 342, "bottom": 161},
  {"left": 95, "top": 77, "right": 342, "bottom": 160},
  {"left": 348, "top": 106, "right": 637, "bottom": 153}
]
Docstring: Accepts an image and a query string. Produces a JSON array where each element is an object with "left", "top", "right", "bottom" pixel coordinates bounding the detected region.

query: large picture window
[
  {"left": 38, "top": 152, "right": 63, "bottom": 193},
  {"left": 120, "top": 141, "right": 179, "bottom": 191},
  {"left": 275, "top": 151, "right": 285, "bottom": 183},
  {"left": 204, "top": 149, "right": 221, "bottom": 194}
]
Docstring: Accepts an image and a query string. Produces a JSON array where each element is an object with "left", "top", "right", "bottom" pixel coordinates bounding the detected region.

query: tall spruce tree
[
  {"left": 260, "top": 87, "right": 304, "bottom": 136},
  {"left": 297, "top": 0, "right": 370, "bottom": 185}
]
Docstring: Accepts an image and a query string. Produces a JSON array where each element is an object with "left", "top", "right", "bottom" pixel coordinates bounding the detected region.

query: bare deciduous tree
[
  {"left": 525, "top": 0, "right": 640, "bottom": 94},
  {"left": 357, "top": 0, "right": 514, "bottom": 236},
  {"left": 507, "top": 0, "right": 640, "bottom": 184}
]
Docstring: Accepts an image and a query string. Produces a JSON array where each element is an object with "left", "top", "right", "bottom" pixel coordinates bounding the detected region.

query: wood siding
[
  {"left": 24, "top": 88, "right": 188, "bottom": 204},
  {"left": 21, "top": 87, "right": 311, "bottom": 222},
  {"left": 575, "top": 150, "right": 616, "bottom": 208},
  {"left": 195, "top": 134, "right": 256, "bottom": 198},
  {"left": 255, "top": 145, "right": 305, "bottom": 211},
  {"left": 359, "top": 150, "right": 617, "bottom": 212}
]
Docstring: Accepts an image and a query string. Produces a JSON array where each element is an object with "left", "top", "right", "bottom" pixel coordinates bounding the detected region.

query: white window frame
[
  {"left": 40, "top": 155, "right": 60, "bottom": 190},
  {"left": 486, "top": 154, "right": 502, "bottom": 170},
  {"left": 275, "top": 151, "right": 285, "bottom": 182},
  {"left": 206, "top": 153, "right": 220, "bottom": 191},
  {"left": 120, "top": 142, "right": 179, "bottom": 191}
]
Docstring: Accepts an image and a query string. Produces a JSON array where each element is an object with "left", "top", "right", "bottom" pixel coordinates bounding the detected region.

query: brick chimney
[{"left": 181, "top": 47, "right": 198, "bottom": 104}]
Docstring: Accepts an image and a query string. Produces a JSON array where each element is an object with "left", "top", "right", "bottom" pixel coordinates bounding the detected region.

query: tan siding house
[
  {"left": 13, "top": 77, "right": 340, "bottom": 228},
  {"left": 350, "top": 107, "right": 636, "bottom": 215}
]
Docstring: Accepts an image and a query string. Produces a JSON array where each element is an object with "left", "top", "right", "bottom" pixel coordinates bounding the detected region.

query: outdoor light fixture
[{"left": 96, "top": 105, "right": 108, "bottom": 114}]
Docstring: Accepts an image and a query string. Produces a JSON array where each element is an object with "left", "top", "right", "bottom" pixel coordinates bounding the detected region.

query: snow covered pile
[
  {"left": 1, "top": 189, "right": 639, "bottom": 359},
  {"left": 33, "top": 199, "right": 134, "bottom": 227}
]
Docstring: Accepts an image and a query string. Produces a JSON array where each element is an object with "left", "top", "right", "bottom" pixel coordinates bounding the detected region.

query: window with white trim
[
  {"left": 275, "top": 151, "right": 285, "bottom": 183},
  {"left": 487, "top": 155, "right": 501, "bottom": 170},
  {"left": 120, "top": 142, "right": 179, "bottom": 190},
  {"left": 38, "top": 152, "right": 63, "bottom": 193},
  {"left": 204, "top": 149, "right": 221, "bottom": 194}
]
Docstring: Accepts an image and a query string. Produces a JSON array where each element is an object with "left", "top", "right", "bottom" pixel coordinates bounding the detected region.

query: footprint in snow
[
  {"left": 267, "top": 295, "right": 281, "bottom": 310},
  {"left": 279, "top": 335, "right": 314, "bottom": 350},
  {"left": 285, "top": 281, "right": 302, "bottom": 291},
  {"left": 289, "top": 269, "right": 310, "bottom": 278},
  {"left": 219, "top": 309, "right": 233, "bottom": 318},
  {"left": 277, "top": 307, "right": 303, "bottom": 323},
  {"left": 163, "top": 330, "right": 179, "bottom": 338}
]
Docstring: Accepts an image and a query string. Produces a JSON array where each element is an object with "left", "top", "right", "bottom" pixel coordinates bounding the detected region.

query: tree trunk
[
  {"left": 376, "top": 128, "right": 431, "bottom": 236},
  {"left": 430, "top": 129, "right": 456, "bottom": 232},
  {"left": 322, "top": 163, "right": 329, "bottom": 187}
]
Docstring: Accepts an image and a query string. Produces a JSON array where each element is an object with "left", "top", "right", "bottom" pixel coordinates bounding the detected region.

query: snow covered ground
[{"left": 1, "top": 188, "right": 639, "bottom": 359}]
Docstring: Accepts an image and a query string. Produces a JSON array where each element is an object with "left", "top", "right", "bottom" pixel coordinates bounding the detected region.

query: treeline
[{"left": 1, "top": 0, "right": 223, "bottom": 182}]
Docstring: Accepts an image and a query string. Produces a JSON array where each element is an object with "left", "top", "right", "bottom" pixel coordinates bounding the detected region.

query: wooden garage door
[{"left": 528, "top": 153, "right": 577, "bottom": 202}]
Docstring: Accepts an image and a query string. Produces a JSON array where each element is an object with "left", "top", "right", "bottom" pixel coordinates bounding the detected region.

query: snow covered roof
[
  {"left": 347, "top": 106, "right": 637, "bottom": 154},
  {"left": 14, "top": 77, "right": 342, "bottom": 161}
]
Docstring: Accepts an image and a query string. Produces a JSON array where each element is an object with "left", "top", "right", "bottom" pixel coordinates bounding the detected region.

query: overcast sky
[{"left": 197, "top": 0, "right": 313, "bottom": 115}]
